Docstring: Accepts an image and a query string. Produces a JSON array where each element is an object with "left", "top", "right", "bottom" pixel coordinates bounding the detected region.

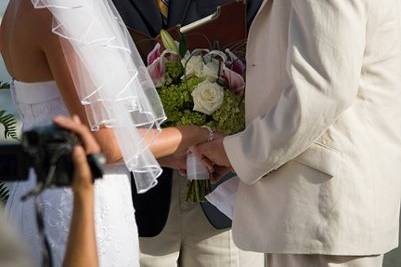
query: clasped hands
[{"left": 159, "top": 132, "right": 233, "bottom": 182}]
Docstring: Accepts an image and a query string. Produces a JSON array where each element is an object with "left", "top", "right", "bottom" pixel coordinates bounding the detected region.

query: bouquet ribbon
[{"left": 186, "top": 153, "right": 212, "bottom": 202}]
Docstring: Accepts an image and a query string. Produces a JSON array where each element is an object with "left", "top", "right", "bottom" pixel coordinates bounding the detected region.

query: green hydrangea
[
  {"left": 164, "top": 61, "right": 184, "bottom": 85},
  {"left": 178, "top": 110, "right": 207, "bottom": 126},
  {"left": 180, "top": 76, "right": 204, "bottom": 93},
  {"left": 159, "top": 74, "right": 204, "bottom": 125},
  {"left": 212, "top": 91, "right": 245, "bottom": 135}
]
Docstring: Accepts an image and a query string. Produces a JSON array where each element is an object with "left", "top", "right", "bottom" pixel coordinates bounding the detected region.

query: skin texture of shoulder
[{"left": 1, "top": 0, "right": 55, "bottom": 81}]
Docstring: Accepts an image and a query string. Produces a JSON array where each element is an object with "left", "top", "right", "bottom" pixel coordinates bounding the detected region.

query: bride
[{"left": 0, "top": 0, "right": 209, "bottom": 266}]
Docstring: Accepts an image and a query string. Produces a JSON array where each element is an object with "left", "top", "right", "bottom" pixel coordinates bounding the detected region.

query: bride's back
[{"left": 0, "top": 0, "right": 54, "bottom": 82}]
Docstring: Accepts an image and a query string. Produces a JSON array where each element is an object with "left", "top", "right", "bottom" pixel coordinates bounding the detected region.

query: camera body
[{"left": 0, "top": 124, "right": 103, "bottom": 187}]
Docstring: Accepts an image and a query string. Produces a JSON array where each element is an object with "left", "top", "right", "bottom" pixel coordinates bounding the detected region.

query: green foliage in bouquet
[
  {"left": 164, "top": 61, "right": 185, "bottom": 86},
  {"left": 159, "top": 76, "right": 206, "bottom": 127},
  {"left": 186, "top": 177, "right": 212, "bottom": 203},
  {"left": 211, "top": 91, "right": 245, "bottom": 135}
]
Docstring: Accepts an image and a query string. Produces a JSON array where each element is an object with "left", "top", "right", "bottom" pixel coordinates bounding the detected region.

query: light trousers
[
  {"left": 139, "top": 172, "right": 264, "bottom": 267},
  {"left": 265, "top": 254, "right": 383, "bottom": 267}
]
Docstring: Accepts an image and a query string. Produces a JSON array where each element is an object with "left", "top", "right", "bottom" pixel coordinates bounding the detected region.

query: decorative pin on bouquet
[{"left": 147, "top": 30, "right": 246, "bottom": 202}]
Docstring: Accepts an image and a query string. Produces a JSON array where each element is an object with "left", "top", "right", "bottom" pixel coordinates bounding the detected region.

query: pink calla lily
[
  {"left": 147, "top": 43, "right": 165, "bottom": 86},
  {"left": 147, "top": 43, "right": 182, "bottom": 87},
  {"left": 147, "top": 43, "right": 162, "bottom": 65},
  {"left": 225, "top": 49, "right": 246, "bottom": 77},
  {"left": 223, "top": 66, "right": 245, "bottom": 95}
]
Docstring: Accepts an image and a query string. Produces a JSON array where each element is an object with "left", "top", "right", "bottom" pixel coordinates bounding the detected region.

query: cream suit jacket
[{"left": 223, "top": 0, "right": 401, "bottom": 255}]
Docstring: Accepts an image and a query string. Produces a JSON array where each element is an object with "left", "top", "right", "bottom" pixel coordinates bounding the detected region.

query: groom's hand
[
  {"left": 195, "top": 137, "right": 232, "bottom": 170},
  {"left": 210, "top": 165, "right": 232, "bottom": 183},
  {"left": 193, "top": 138, "right": 233, "bottom": 182}
]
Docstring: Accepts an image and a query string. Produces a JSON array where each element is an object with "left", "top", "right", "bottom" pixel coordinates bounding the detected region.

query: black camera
[{"left": 0, "top": 124, "right": 104, "bottom": 187}]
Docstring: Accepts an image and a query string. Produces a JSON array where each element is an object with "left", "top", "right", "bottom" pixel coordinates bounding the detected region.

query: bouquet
[{"left": 147, "top": 30, "right": 246, "bottom": 202}]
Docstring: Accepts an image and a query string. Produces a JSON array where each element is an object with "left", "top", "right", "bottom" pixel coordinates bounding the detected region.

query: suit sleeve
[{"left": 223, "top": 0, "right": 367, "bottom": 184}]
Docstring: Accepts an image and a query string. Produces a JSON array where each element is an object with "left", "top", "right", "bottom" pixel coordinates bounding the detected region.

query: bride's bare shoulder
[
  {"left": 1, "top": 0, "right": 58, "bottom": 79},
  {"left": 1, "top": 0, "right": 53, "bottom": 39},
  {"left": 27, "top": 1, "right": 54, "bottom": 38}
]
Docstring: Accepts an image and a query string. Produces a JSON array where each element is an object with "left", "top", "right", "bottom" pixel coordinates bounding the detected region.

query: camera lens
[{"left": 23, "top": 131, "right": 40, "bottom": 147}]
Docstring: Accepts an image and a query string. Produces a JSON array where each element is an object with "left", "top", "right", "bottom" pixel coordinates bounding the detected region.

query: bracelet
[{"left": 201, "top": 126, "right": 215, "bottom": 142}]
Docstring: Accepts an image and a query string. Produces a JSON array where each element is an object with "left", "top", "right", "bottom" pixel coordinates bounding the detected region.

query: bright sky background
[{"left": 0, "top": 0, "right": 7, "bottom": 16}]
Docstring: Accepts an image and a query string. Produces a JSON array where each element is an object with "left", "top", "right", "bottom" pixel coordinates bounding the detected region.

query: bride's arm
[
  {"left": 40, "top": 30, "right": 208, "bottom": 163},
  {"left": 141, "top": 126, "right": 209, "bottom": 159}
]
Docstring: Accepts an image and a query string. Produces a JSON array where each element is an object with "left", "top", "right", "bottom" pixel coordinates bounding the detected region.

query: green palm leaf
[
  {"left": 0, "top": 82, "right": 10, "bottom": 90},
  {"left": 0, "top": 110, "right": 18, "bottom": 140},
  {"left": 0, "top": 109, "right": 15, "bottom": 203},
  {"left": 0, "top": 110, "right": 16, "bottom": 203},
  {"left": 0, "top": 81, "right": 15, "bottom": 204},
  {"left": 0, "top": 183, "right": 9, "bottom": 205}
]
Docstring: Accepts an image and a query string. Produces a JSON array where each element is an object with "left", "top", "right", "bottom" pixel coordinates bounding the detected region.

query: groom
[
  {"left": 196, "top": 0, "right": 401, "bottom": 266},
  {"left": 111, "top": 0, "right": 264, "bottom": 266}
]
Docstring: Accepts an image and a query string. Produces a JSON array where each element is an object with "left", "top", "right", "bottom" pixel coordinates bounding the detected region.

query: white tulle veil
[{"left": 31, "top": 0, "right": 166, "bottom": 193}]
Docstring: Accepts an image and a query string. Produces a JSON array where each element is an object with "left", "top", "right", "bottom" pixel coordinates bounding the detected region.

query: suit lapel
[
  {"left": 129, "top": 0, "right": 163, "bottom": 34},
  {"left": 261, "top": 0, "right": 273, "bottom": 14},
  {"left": 255, "top": 0, "right": 271, "bottom": 18},
  {"left": 167, "top": 0, "right": 192, "bottom": 27},
  {"left": 249, "top": 0, "right": 272, "bottom": 33}
]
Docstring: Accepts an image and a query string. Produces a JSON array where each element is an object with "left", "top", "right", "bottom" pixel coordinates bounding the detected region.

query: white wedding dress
[{"left": 6, "top": 80, "right": 140, "bottom": 267}]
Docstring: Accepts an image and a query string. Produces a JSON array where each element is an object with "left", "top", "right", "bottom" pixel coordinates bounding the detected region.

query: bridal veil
[{"left": 31, "top": 0, "right": 166, "bottom": 193}]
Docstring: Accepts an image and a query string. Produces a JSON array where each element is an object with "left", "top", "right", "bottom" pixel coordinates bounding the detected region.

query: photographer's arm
[
  {"left": 64, "top": 146, "right": 98, "bottom": 267},
  {"left": 54, "top": 116, "right": 100, "bottom": 267},
  {"left": 54, "top": 116, "right": 99, "bottom": 267}
]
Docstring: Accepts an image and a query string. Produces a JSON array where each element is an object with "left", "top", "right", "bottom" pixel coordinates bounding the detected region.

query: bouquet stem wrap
[{"left": 185, "top": 152, "right": 212, "bottom": 202}]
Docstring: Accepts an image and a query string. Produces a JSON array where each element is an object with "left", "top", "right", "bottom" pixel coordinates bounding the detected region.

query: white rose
[
  {"left": 192, "top": 80, "right": 225, "bottom": 115},
  {"left": 202, "top": 60, "right": 220, "bottom": 82},
  {"left": 182, "top": 55, "right": 204, "bottom": 77}
]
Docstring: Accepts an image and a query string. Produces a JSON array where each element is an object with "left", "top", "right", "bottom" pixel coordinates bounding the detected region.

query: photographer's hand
[
  {"left": 54, "top": 115, "right": 100, "bottom": 193},
  {"left": 53, "top": 115, "right": 100, "bottom": 154},
  {"left": 54, "top": 115, "right": 99, "bottom": 267}
]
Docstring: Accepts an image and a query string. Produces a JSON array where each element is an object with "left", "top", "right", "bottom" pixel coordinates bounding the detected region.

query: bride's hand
[
  {"left": 174, "top": 125, "right": 210, "bottom": 155},
  {"left": 156, "top": 125, "right": 210, "bottom": 172},
  {"left": 158, "top": 154, "right": 187, "bottom": 175}
]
